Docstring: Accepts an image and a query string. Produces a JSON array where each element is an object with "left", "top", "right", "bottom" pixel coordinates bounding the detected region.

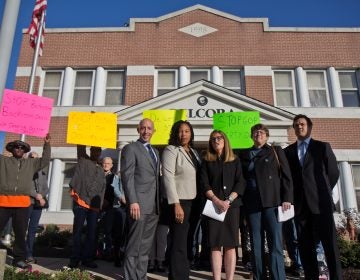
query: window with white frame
[
  {"left": 61, "top": 162, "right": 77, "bottom": 210},
  {"left": 273, "top": 70, "right": 297, "bottom": 106},
  {"left": 338, "top": 71, "right": 360, "bottom": 107},
  {"left": 105, "top": 70, "right": 125, "bottom": 105},
  {"left": 306, "top": 71, "right": 330, "bottom": 107},
  {"left": 42, "top": 71, "right": 63, "bottom": 105},
  {"left": 189, "top": 69, "right": 210, "bottom": 83},
  {"left": 157, "top": 70, "right": 177, "bottom": 95},
  {"left": 73, "top": 70, "right": 94, "bottom": 105},
  {"left": 223, "top": 70, "right": 243, "bottom": 94},
  {"left": 352, "top": 164, "right": 360, "bottom": 211}
]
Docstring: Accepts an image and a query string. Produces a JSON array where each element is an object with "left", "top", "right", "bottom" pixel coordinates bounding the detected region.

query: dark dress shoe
[
  {"left": 82, "top": 260, "right": 98, "bottom": 268},
  {"left": 157, "top": 263, "right": 166, "bottom": 272},
  {"left": 147, "top": 263, "right": 155, "bottom": 272},
  {"left": 68, "top": 259, "right": 80, "bottom": 269}
]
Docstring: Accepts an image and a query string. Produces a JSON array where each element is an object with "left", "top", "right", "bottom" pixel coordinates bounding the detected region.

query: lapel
[
  {"left": 289, "top": 142, "right": 302, "bottom": 167},
  {"left": 179, "top": 146, "right": 195, "bottom": 167},
  {"left": 137, "top": 141, "right": 157, "bottom": 170}
]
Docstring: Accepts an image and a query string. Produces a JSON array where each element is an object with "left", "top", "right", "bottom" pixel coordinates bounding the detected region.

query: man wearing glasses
[{"left": 0, "top": 135, "right": 51, "bottom": 269}]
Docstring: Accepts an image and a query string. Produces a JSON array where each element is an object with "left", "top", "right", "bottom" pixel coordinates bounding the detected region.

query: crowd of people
[{"left": 0, "top": 114, "right": 346, "bottom": 280}]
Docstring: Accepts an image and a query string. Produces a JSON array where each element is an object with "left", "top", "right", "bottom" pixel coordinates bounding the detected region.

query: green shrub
[
  {"left": 4, "top": 267, "right": 49, "bottom": 280},
  {"left": 36, "top": 224, "right": 72, "bottom": 248},
  {"left": 338, "top": 238, "right": 360, "bottom": 268},
  {"left": 4, "top": 267, "right": 95, "bottom": 280}
]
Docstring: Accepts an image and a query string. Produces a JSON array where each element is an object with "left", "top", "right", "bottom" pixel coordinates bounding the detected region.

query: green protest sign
[{"left": 213, "top": 111, "right": 260, "bottom": 148}]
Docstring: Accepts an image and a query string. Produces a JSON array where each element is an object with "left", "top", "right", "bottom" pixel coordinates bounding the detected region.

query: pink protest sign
[{"left": 0, "top": 89, "right": 53, "bottom": 137}]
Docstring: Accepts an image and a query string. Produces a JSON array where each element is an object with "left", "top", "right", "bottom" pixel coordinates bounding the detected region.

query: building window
[
  {"left": 73, "top": 71, "right": 94, "bottom": 105},
  {"left": 190, "top": 69, "right": 210, "bottom": 83},
  {"left": 223, "top": 70, "right": 243, "bottom": 94},
  {"left": 352, "top": 164, "right": 360, "bottom": 211},
  {"left": 338, "top": 71, "right": 360, "bottom": 107},
  {"left": 306, "top": 71, "right": 330, "bottom": 107},
  {"left": 157, "top": 70, "right": 177, "bottom": 95},
  {"left": 42, "top": 71, "right": 63, "bottom": 105},
  {"left": 61, "top": 162, "right": 77, "bottom": 210},
  {"left": 273, "top": 70, "right": 297, "bottom": 106},
  {"left": 105, "top": 70, "right": 125, "bottom": 105}
]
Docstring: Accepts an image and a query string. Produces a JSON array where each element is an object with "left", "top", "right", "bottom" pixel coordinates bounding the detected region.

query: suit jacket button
[
  {"left": 269, "top": 175, "right": 272, "bottom": 179},
  {"left": 223, "top": 186, "right": 227, "bottom": 189}
]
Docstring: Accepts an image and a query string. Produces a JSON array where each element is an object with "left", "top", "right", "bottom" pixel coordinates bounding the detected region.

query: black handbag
[{"left": 33, "top": 197, "right": 49, "bottom": 209}]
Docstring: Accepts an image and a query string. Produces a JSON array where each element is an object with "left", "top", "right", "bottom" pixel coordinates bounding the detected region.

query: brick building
[{"left": 10, "top": 5, "right": 360, "bottom": 225}]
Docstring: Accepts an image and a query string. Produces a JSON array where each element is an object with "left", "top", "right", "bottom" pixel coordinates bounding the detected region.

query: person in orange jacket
[{"left": 0, "top": 135, "right": 51, "bottom": 269}]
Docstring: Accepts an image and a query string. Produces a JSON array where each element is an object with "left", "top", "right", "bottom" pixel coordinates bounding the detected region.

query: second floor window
[
  {"left": 190, "top": 69, "right": 210, "bottom": 83},
  {"left": 273, "top": 70, "right": 296, "bottom": 106},
  {"left": 73, "top": 71, "right": 94, "bottom": 105},
  {"left": 339, "top": 71, "right": 360, "bottom": 107},
  {"left": 223, "top": 70, "right": 242, "bottom": 94},
  {"left": 306, "top": 71, "right": 329, "bottom": 107},
  {"left": 105, "top": 71, "right": 125, "bottom": 105},
  {"left": 42, "top": 71, "right": 63, "bottom": 105},
  {"left": 157, "top": 70, "right": 177, "bottom": 95}
]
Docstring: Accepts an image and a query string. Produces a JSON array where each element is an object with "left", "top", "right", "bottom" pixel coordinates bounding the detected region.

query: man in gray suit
[{"left": 121, "top": 118, "right": 160, "bottom": 279}]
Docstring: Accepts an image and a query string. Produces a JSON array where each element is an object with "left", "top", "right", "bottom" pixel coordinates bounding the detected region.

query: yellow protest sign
[
  {"left": 143, "top": 109, "right": 187, "bottom": 145},
  {"left": 67, "top": 111, "right": 117, "bottom": 148}
]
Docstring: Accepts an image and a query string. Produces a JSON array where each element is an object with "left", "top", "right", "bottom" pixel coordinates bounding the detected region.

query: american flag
[{"left": 28, "top": 0, "right": 47, "bottom": 56}]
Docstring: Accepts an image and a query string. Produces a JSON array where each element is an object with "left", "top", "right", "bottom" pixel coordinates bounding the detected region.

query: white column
[
  {"left": 179, "top": 66, "right": 189, "bottom": 87},
  {"left": 339, "top": 161, "right": 357, "bottom": 211},
  {"left": 61, "top": 67, "right": 74, "bottom": 106},
  {"left": 327, "top": 67, "right": 343, "bottom": 107},
  {"left": 48, "top": 159, "right": 63, "bottom": 211},
  {"left": 211, "top": 66, "right": 221, "bottom": 85},
  {"left": 117, "top": 141, "right": 128, "bottom": 172},
  {"left": 295, "top": 67, "right": 310, "bottom": 107},
  {"left": 93, "top": 67, "right": 106, "bottom": 106}
]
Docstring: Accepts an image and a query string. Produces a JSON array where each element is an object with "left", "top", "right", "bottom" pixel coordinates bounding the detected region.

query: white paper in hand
[
  {"left": 202, "top": 199, "right": 227, "bottom": 222},
  {"left": 277, "top": 205, "right": 295, "bottom": 222}
]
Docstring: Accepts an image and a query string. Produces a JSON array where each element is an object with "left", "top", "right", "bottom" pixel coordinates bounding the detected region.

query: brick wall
[
  {"left": 124, "top": 76, "right": 154, "bottom": 105},
  {"left": 17, "top": 10, "right": 360, "bottom": 68},
  {"left": 245, "top": 76, "right": 274, "bottom": 105}
]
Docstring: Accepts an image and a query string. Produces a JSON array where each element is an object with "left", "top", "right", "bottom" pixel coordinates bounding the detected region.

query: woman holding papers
[
  {"left": 201, "top": 130, "right": 245, "bottom": 280},
  {"left": 162, "top": 120, "right": 201, "bottom": 280},
  {"left": 238, "top": 123, "right": 293, "bottom": 280}
]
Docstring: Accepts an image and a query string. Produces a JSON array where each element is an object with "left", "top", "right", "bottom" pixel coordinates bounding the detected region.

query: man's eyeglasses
[
  {"left": 14, "top": 146, "right": 25, "bottom": 150},
  {"left": 211, "top": 136, "right": 224, "bottom": 142}
]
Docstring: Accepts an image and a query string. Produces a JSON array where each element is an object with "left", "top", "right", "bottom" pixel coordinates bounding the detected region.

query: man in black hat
[{"left": 0, "top": 134, "right": 51, "bottom": 269}]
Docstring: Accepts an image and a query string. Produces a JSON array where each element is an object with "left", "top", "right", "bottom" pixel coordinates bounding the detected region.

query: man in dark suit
[
  {"left": 121, "top": 118, "right": 160, "bottom": 279},
  {"left": 284, "top": 114, "right": 342, "bottom": 280}
]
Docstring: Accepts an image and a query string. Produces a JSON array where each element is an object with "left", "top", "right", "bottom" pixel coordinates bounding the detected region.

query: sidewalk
[
  {"left": 6, "top": 254, "right": 253, "bottom": 280},
  {"left": 5, "top": 254, "right": 304, "bottom": 279}
]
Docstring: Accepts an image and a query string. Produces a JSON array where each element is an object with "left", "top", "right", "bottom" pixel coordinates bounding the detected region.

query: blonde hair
[{"left": 204, "top": 130, "right": 236, "bottom": 162}]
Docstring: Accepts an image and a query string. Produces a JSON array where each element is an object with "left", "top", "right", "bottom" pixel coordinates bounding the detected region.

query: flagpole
[{"left": 21, "top": 9, "right": 45, "bottom": 142}]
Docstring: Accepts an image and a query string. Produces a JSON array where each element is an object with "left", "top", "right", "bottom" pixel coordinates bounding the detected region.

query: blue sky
[{"left": 1, "top": 0, "right": 360, "bottom": 89}]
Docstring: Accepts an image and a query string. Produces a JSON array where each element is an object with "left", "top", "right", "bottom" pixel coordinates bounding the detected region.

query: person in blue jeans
[
  {"left": 68, "top": 145, "right": 106, "bottom": 269},
  {"left": 238, "top": 124, "right": 293, "bottom": 280},
  {"left": 283, "top": 218, "right": 304, "bottom": 277},
  {"left": 25, "top": 152, "right": 49, "bottom": 264}
]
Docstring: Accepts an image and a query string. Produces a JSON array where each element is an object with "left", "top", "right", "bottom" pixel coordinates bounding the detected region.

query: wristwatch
[{"left": 227, "top": 196, "right": 234, "bottom": 204}]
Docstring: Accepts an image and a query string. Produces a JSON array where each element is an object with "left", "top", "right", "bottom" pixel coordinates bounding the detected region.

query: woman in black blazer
[
  {"left": 238, "top": 123, "right": 293, "bottom": 280},
  {"left": 201, "top": 130, "right": 245, "bottom": 280}
]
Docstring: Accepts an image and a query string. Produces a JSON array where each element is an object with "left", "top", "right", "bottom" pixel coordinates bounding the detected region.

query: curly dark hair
[{"left": 168, "top": 120, "right": 194, "bottom": 147}]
